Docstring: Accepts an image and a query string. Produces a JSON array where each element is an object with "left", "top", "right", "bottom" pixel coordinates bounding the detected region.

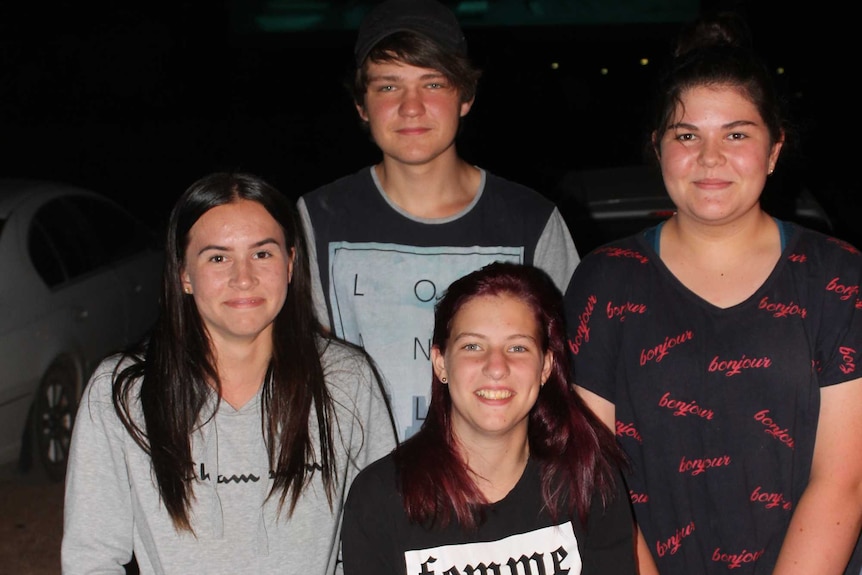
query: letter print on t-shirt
[
  {"left": 327, "top": 241, "right": 523, "bottom": 439},
  {"left": 403, "top": 523, "right": 582, "bottom": 574}
]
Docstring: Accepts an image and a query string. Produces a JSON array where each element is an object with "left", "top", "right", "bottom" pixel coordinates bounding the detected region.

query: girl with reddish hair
[{"left": 342, "top": 261, "right": 634, "bottom": 574}]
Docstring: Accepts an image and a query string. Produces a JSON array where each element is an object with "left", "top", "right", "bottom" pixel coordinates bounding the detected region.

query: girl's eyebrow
[
  {"left": 197, "top": 237, "right": 280, "bottom": 256},
  {"left": 668, "top": 121, "right": 697, "bottom": 131},
  {"left": 722, "top": 119, "right": 758, "bottom": 130},
  {"left": 451, "top": 331, "right": 486, "bottom": 341},
  {"left": 668, "top": 119, "right": 758, "bottom": 131},
  {"left": 250, "top": 237, "right": 281, "bottom": 249},
  {"left": 451, "top": 331, "right": 538, "bottom": 342}
]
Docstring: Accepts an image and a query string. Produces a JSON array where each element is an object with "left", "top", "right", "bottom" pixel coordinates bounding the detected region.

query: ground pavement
[{"left": 0, "top": 463, "right": 63, "bottom": 575}]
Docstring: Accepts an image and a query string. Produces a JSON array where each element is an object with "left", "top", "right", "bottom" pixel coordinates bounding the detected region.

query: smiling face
[
  {"left": 180, "top": 199, "right": 294, "bottom": 350},
  {"left": 656, "top": 83, "right": 783, "bottom": 226},
  {"left": 432, "top": 293, "right": 553, "bottom": 444},
  {"left": 358, "top": 59, "right": 473, "bottom": 167}
]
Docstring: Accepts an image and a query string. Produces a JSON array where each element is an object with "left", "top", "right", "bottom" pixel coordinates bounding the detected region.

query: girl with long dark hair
[{"left": 62, "top": 172, "right": 397, "bottom": 574}]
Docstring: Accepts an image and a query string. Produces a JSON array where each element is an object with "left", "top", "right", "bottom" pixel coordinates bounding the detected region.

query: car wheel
[{"left": 32, "top": 358, "right": 80, "bottom": 482}]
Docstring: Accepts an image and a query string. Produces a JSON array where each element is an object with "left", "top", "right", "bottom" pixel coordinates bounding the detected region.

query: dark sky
[
  {"left": 1, "top": 3, "right": 371, "bottom": 227},
  {"left": 1, "top": 1, "right": 858, "bottom": 244}
]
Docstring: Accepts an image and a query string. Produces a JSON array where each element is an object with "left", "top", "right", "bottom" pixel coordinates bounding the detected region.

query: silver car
[{"left": 0, "top": 179, "right": 163, "bottom": 480}]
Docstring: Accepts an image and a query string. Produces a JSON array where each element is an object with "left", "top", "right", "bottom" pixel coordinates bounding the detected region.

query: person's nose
[
  {"left": 399, "top": 86, "right": 425, "bottom": 118},
  {"left": 698, "top": 137, "right": 725, "bottom": 168},
  {"left": 229, "top": 258, "right": 256, "bottom": 290},
  {"left": 482, "top": 349, "right": 510, "bottom": 380}
]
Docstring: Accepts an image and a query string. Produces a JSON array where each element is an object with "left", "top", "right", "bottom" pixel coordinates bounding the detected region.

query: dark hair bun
[{"left": 673, "top": 11, "right": 753, "bottom": 58}]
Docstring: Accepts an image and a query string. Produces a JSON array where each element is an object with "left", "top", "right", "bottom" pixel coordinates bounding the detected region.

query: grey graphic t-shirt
[{"left": 299, "top": 166, "right": 579, "bottom": 440}]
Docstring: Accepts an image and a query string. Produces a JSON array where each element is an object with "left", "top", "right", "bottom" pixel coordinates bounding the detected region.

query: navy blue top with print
[{"left": 566, "top": 221, "right": 862, "bottom": 574}]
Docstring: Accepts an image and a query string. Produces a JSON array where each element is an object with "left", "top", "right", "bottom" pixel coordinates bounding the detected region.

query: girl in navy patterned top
[{"left": 568, "top": 11, "right": 862, "bottom": 575}]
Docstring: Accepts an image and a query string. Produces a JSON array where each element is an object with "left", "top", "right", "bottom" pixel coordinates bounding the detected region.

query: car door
[
  {"left": 65, "top": 195, "right": 163, "bottom": 347},
  {"left": 29, "top": 195, "right": 132, "bottom": 377}
]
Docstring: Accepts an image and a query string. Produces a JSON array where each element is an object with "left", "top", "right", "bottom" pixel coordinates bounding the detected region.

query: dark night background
[{"left": 0, "top": 1, "right": 858, "bottom": 246}]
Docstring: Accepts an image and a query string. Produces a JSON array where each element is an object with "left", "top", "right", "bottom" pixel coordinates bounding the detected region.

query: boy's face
[{"left": 357, "top": 59, "right": 473, "bottom": 166}]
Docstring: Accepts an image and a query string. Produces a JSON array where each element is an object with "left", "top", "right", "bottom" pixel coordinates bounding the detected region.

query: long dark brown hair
[
  {"left": 112, "top": 172, "right": 337, "bottom": 532},
  {"left": 394, "top": 261, "right": 626, "bottom": 530}
]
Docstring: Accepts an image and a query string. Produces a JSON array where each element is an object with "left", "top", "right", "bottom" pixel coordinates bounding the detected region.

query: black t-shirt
[
  {"left": 342, "top": 455, "right": 636, "bottom": 575},
  {"left": 567, "top": 222, "right": 862, "bottom": 574}
]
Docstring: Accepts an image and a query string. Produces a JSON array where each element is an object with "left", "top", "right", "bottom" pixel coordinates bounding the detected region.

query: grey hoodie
[{"left": 62, "top": 339, "right": 397, "bottom": 574}]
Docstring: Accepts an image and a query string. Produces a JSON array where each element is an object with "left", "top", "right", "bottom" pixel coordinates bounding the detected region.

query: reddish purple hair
[{"left": 393, "top": 261, "right": 626, "bottom": 530}]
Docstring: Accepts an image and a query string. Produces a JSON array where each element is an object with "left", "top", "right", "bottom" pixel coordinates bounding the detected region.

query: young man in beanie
[{"left": 297, "top": 0, "right": 580, "bottom": 442}]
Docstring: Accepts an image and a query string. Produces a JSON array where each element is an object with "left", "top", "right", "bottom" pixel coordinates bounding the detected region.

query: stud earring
[
  {"left": 441, "top": 377, "right": 448, "bottom": 384},
  {"left": 184, "top": 286, "right": 192, "bottom": 294}
]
